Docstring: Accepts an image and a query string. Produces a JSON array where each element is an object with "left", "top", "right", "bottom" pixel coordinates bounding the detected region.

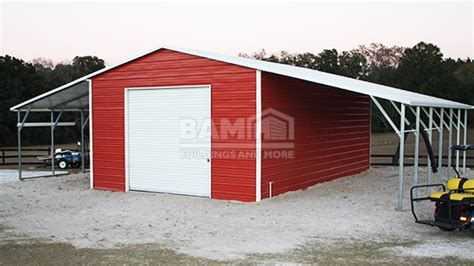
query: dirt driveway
[{"left": 1, "top": 168, "right": 474, "bottom": 264}]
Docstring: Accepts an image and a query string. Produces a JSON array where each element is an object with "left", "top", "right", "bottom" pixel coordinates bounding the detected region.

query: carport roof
[{"left": 10, "top": 45, "right": 474, "bottom": 111}]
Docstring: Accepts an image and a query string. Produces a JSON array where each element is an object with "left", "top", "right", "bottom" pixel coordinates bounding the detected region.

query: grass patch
[
  {"left": 246, "top": 238, "right": 473, "bottom": 265},
  {"left": 0, "top": 241, "right": 226, "bottom": 265}
]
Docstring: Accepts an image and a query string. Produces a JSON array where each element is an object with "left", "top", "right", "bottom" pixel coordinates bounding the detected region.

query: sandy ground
[
  {"left": 1, "top": 167, "right": 474, "bottom": 263},
  {"left": 0, "top": 169, "right": 68, "bottom": 183}
]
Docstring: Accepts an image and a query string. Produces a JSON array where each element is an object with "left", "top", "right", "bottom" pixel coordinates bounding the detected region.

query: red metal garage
[
  {"left": 11, "top": 45, "right": 472, "bottom": 205},
  {"left": 89, "top": 48, "right": 369, "bottom": 201}
]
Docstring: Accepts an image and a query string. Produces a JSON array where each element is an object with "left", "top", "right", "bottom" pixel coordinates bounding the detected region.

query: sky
[{"left": 0, "top": 1, "right": 473, "bottom": 66}]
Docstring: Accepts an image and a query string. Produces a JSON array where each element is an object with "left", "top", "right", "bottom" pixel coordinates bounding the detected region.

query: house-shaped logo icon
[
  {"left": 248, "top": 108, "right": 295, "bottom": 149},
  {"left": 260, "top": 108, "right": 294, "bottom": 141}
]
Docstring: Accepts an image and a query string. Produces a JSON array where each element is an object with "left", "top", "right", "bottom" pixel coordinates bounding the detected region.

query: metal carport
[{"left": 10, "top": 79, "right": 91, "bottom": 179}]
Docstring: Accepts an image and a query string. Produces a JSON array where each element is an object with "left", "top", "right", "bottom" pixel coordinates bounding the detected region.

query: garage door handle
[{"left": 207, "top": 158, "right": 210, "bottom": 162}]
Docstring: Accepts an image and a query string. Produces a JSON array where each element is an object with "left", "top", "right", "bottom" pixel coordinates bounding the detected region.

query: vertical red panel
[
  {"left": 261, "top": 72, "right": 370, "bottom": 199},
  {"left": 92, "top": 49, "right": 256, "bottom": 201}
]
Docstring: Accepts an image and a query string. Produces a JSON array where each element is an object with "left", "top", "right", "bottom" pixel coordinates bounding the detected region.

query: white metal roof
[
  {"left": 13, "top": 80, "right": 89, "bottom": 111},
  {"left": 11, "top": 45, "right": 474, "bottom": 111}
]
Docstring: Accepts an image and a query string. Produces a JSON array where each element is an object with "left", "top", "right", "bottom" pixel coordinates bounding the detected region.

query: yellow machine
[{"left": 411, "top": 145, "right": 474, "bottom": 231}]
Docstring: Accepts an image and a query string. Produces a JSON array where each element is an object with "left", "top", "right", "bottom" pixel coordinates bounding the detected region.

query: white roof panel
[
  {"left": 11, "top": 80, "right": 89, "bottom": 111},
  {"left": 11, "top": 45, "right": 473, "bottom": 111},
  {"left": 170, "top": 46, "right": 472, "bottom": 109}
]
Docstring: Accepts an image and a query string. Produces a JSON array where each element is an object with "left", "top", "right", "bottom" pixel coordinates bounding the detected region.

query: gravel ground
[
  {"left": 1, "top": 167, "right": 474, "bottom": 263},
  {"left": 0, "top": 169, "right": 68, "bottom": 183}
]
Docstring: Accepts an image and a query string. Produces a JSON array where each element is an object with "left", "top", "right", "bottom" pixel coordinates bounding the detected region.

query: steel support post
[
  {"left": 81, "top": 111, "right": 85, "bottom": 173},
  {"left": 463, "top": 109, "right": 468, "bottom": 174},
  {"left": 456, "top": 109, "right": 461, "bottom": 171},
  {"left": 17, "top": 111, "right": 22, "bottom": 180},
  {"left": 397, "top": 104, "right": 406, "bottom": 211},
  {"left": 51, "top": 110, "right": 55, "bottom": 176},
  {"left": 448, "top": 109, "right": 453, "bottom": 178},
  {"left": 438, "top": 108, "right": 444, "bottom": 182},
  {"left": 17, "top": 107, "right": 31, "bottom": 181},
  {"left": 413, "top": 106, "right": 420, "bottom": 197},
  {"left": 427, "top": 107, "right": 433, "bottom": 185}
]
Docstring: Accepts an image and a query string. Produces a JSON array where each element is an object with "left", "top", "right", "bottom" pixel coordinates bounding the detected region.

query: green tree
[
  {"left": 0, "top": 55, "right": 105, "bottom": 147},
  {"left": 0, "top": 56, "right": 46, "bottom": 146},
  {"left": 338, "top": 50, "right": 367, "bottom": 79},
  {"left": 354, "top": 43, "right": 404, "bottom": 85},
  {"left": 314, "top": 49, "right": 340, "bottom": 74},
  {"left": 72, "top": 56, "right": 105, "bottom": 76},
  {"left": 453, "top": 60, "right": 474, "bottom": 105},
  {"left": 395, "top": 42, "right": 446, "bottom": 95}
]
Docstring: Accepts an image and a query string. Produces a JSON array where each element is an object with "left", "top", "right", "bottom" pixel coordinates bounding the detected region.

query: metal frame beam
[
  {"left": 50, "top": 107, "right": 65, "bottom": 176},
  {"left": 434, "top": 108, "right": 450, "bottom": 129},
  {"left": 433, "top": 108, "right": 445, "bottom": 181},
  {"left": 16, "top": 108, "right": 86, "bottom": 112},
  {"left": 396, "top": 104, "right": 406, "bottom": 211},
  {"left": 80, "top": 110, "right": 89, "bottom": 173},
  {"left": 463, "top": 109, "right": 468, "bottom": 174},
  {"left": 17, "top": 106, "right": 32, "bottom": 181},
  {"left": 17, "top": 122, "right": 75, "bottom": 128},
  {"left": 17, "top": 112, "right": 21, "bottom": 180},
  {"left": 391, "top": 100, "right": 410, "bottom": 126},
  {"left": 422, "top": 107, "right": 439, "bottom": 130},
  {"left": 409, "top": 106, "right": 428, "bottom": 130},
  {"left": 448, "top": 109, "right": 453, "bottom": 177},
  {"left": 456, "top": 109, "right": 461, "bottom": 171},
  {"left": 427, "top": 107, "right": 433, "bottom": 186},
  {"left": 371, "top": 96, "right": 400, "bottom": 133},
  {"left": 413, "top": 106, "right": 421, "bottom": 197}
]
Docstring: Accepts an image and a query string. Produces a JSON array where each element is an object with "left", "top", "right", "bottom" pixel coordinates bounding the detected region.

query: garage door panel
[{"left": 127, "top": 86, "right": 211, "bottom": 197}]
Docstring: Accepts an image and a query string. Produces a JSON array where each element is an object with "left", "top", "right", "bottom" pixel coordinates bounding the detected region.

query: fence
[
  {"left": 371, "top": 153, "right": 474, "bottom": 167},
  {"left": 1, "top": 148, "right": 50, "bottom": 165},
  {"left": 1, "top": 148, "right": 89, "bottom": 166},
  {"left": 2, "top": 148, "right": 473, "bottom": 168}
]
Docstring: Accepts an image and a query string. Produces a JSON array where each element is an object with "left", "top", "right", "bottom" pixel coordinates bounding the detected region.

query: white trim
[
  {"left": 208, "top": 85, "right": 213, "bottom": 198},
  {"left": 124, "top": 84, "right": 212, "bottom": 197},
  {"left": 124, "top": 87, "right": 130, "bottom": 192},
  {"left": 11, "top": 45, "right": 474, "bottom": 112},
  {"left": 125, "top": 84, "right": 212, "bottom": 90},
  {"left": 88, "top": 79, "right": 94, "bottom": 190},
  {"left": 256, "top": 70, "right": 262, "bottom": 202}
]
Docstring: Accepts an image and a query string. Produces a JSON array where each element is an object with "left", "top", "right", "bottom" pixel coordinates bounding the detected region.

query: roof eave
[{"left": 409, "top": 101, "right": 474, "bottom": 110}]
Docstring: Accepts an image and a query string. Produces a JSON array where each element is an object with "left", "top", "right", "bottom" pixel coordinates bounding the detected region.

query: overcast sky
[{"left": 0, "top": 1, "right": 473, "bottom": 66}]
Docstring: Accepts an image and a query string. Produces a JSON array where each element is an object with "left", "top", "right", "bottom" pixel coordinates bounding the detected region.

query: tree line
[
  {"left": 1, "top": 42, "right": 473, "bottom": 147},
  {"left": 0, "top": 56, "right": 105, "bottom": 147}
]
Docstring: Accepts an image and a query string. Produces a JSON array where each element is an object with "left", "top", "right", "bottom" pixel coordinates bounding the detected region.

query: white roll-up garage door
[{"left": 126, "top": 86, "right": 211, "bottom": 197}]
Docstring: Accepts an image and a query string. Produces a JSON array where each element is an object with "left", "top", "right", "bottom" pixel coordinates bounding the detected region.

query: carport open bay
[{"left": 1, "top": 167, "right": 473, "bottom": 263}]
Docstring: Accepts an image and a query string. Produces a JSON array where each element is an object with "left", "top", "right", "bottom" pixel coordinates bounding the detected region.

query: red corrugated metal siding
[
  {"left": 261, "top": 72, "right": 370, "bottom": 199},
  {"left": 92, "top": 49, "right": 256, "bottom": 201}
]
